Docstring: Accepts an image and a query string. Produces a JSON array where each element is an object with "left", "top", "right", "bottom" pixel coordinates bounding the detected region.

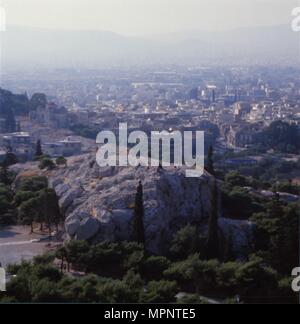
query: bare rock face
[
  {"left": 75, "top": 217, "right": 100, "bottom": 241},
  {"left": 48, "top": 154, "right": 254, "bottom": 256}
]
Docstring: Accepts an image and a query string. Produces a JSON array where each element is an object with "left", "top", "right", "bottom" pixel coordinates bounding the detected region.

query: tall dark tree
[
  {"left": 55, "top": 246, "right": 68, "bottom": 273},
  {"left": 39, "top": 188, "right": 62, "bottom": 235},
  {"left": 206, "top": 178, "right": 220, "bottom": 260},
  {"left": 206, "top": 145, "right": 215, "bottom": 176},
  {"left": 133, "top": 181, "right": 145, "bottom": 245},
  {"left": 266, "top": 195, "right": 286, "bottom": 273},
  {"left": 16, "top": 121, "right": 21, "bottom": 132},
  {"left": 0, "top": 88, "right": 16, "bottom": 132},
  {"left": 29, "top": 93, "right": 47, "bottom": 111},
  {"left": 19, "top": 197, "right": 40, "bottom": 233},
  {"left": 0, "top": 164, "right": 10, "bottom": 186},
  {"left": 0, "top": 145, "right": 15, "bottom": 185},
  {"left": 35, "top": 140, "right": 43, "bottom": 158},
  {"left": 5, "top": 107, "right": 16, "bottom": 133},
  {"left": 3, "top": 151, "right": 18, "bottom": 167}
]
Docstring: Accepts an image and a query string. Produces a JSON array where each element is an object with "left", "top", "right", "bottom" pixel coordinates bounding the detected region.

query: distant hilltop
[{"left": 1, "top": 24, "right": 299, "bottom": 68}]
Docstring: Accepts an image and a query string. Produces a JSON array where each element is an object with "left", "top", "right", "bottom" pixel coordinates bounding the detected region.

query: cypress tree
[
  {"left": 206, "top": 178, "right": 220, "bottom": 260},
  {"left": 16, "top": 121, "right": 21, "bottom": 132},
  {"left": 206, "top": 145, "right": 215, "bottom": 176},
  {"left": 39, "top": 188, "right": 62, "bottom": 236},
  {"left": 6, "top": 108, "right": 16, "bottom": 133},
  {"left": 35, "top": 139, "right": 43, "bottom": 157},
  {"left": 133, "top": 181, "right": 145, "bottom": 245},
  {"left": 0, "top": 164, "right": 10, "bottom": 185},
  {"left": 0, "top": 89, "right": 16, "bottom": 132}
]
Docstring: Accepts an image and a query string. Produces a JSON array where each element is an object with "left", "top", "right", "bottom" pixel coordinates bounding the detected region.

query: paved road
[
  {"left": 0, "top": 239, "right": 40, "bottom": 247},
  {"left": 0, "top": 226, "right": 48, "bottom": 268}
]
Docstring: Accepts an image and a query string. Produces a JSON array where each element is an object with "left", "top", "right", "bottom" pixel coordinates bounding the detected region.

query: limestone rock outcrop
[{"left": 47, "top": 154, "right": 254, "bottom": 256}]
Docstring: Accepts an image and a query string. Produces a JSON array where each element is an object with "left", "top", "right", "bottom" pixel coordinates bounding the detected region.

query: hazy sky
[{"left": 0, "top": 0, "right": 298, "bottom": 35}]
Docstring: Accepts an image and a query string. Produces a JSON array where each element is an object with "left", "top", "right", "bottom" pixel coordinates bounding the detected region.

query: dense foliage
[
  {"left": 70, "top": 124, "right": 99, "bottom": 139},
  {"left": 0, "top": 171, "right": 62, "bottom": 230},
  {"left": 0, "top": 89, "right": 47, "bottom": 125},
  {"left": 0, "top": 148, "right": 298, "bottom": 304},
  {"left": 264, "top": 121, "right": 300, "bottom": 154},
  {"left": 1, "top": 236, "right": 297, "bottom": 304}
]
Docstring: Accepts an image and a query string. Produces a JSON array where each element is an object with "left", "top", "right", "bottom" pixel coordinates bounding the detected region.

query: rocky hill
[{"left": 43, "top": 154, "right": 254, "bottom": 257}]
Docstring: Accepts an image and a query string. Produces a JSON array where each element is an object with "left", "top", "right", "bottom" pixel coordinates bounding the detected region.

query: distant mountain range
[{"left": 1, "top": 24, "right": 299, "bottom": 68}]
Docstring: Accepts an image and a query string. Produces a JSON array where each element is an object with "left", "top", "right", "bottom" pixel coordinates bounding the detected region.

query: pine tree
[
  {"left": 35, "top": 140, "right": 43, "bottom": 157},
  {"left": 206, "top": 178, "right": 220, "bottom": 260},
  {"left": 3, "top": 149, "right": 18, "bottom": 167},
  {"left": 206, "top": 145, "right": 215, "bottom": 176},
  {"left": 133, "top": 181, "right": 145, "bottom": 245}
]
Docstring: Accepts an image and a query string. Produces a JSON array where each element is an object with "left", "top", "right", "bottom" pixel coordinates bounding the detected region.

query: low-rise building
[
  {"left": 1, "top": 132, "right": 34, "bottom": 161},
  {"left": 43, "top": 136, "right": 82, "bottom": 157}
]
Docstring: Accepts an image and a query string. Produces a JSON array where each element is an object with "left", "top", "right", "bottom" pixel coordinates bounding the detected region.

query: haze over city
[
  {"left": 0, "top": 0, "right": 299, "bottom": 69},
  {"left": 1, "top": 0, "right": 297, "bottom": 35}
]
